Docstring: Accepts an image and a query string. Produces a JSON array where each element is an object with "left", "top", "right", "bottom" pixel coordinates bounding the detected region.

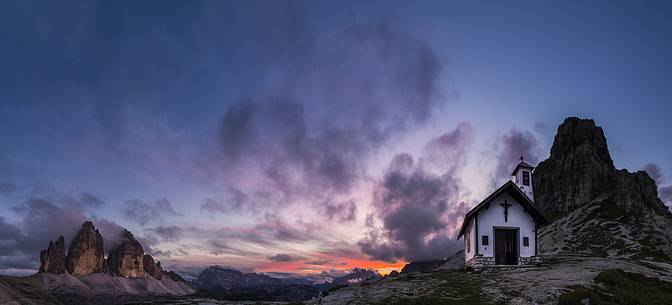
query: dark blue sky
[{"left": 1, "top": 0, "right": 671, "bottom": 276}]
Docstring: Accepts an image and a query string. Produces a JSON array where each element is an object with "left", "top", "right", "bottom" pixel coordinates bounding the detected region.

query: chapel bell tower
[{"left": 511, "top": 157, "right": 535, "bottom": 201}]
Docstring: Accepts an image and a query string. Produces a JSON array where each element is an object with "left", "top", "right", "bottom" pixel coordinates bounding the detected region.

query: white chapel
[{"left": 458, "top": 158, "right": 548, "bottom": 269}]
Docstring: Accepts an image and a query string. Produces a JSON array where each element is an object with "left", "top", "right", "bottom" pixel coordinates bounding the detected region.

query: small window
[
  {"left": 522, "top": 171, "right": 530, "bottom": 186},
  {"left": 523, "top": 237, "right": 530, "bottom": 247},
  {"left": 482, "top": 236, "right": 488, "bottom": 246}
]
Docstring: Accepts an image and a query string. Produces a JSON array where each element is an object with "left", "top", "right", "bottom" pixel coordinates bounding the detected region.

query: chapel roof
[{"left": 457, "top": 180, "right": 548, "bottom": 239}]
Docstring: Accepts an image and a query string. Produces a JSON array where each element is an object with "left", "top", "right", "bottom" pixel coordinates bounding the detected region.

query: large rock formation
[
  {"left": 533, "top": 118, "right": 615, "bottom": 220},
  {"left": 107, "top": 230, "right": 144, "bottom": 278},
  {"left": 66, "top": 221, "right": 106, "bottom": 275},
  {"left": 143, "top": 254, "right": 163, "bottom": 280},
  {"left": 534, "top": 117, "right": 672, "bottom": 261},
  {"left": 39, "top": 236, "right": 66, "bottom": 274}
]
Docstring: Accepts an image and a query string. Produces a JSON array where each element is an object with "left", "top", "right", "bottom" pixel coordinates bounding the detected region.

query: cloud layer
[{"left": 209, "top": 21, "right": 445, "bottom": 211}]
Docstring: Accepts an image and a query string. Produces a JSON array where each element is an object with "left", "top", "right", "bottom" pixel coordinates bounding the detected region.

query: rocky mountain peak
[
  {"left": 39, "top": 236, "right": 66, "bottom": 274},
  {"left": 107, "top": 229, "right": 145, "bottom": 278},
  {"left": 66, "top": 221, "right": 106, "bottom": 275},
  {"left": 549, "top": 117, "right": 614, "bottom": 170},
  {"left": 534, "top": 117, "right": 672, "bottom": 261},
  {"left": 534, "top": 117, "right": 618, "bottom": 219}
]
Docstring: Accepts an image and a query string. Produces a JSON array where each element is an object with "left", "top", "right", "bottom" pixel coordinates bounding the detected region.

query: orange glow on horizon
[{"left": 254, "top": 257, "right": 407, "bottom": 276}]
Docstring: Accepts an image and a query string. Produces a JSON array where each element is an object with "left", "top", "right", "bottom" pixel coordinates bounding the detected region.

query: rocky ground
[{"left": 305, "top": 255, "right": 672, "bottom": 305}]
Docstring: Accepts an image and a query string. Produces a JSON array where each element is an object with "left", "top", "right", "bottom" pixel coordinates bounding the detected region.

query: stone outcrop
[
  {"left": 66, "top": 221, "right": 106, "bottom": 275},
  {"left": 143, "top": 254, "right": 163, "bottom": 279},
  {"left": 39, "top": 236, "right": 66, "bottom": 274},
  {"left": 534, "top": 117, "right": 672, "bottom": 261},
  {"left": 107, "top": 230, "right": 144, "bottom": 278}
]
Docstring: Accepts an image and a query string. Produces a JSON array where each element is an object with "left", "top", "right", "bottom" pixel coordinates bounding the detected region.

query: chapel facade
[{"left": 458, "top": 158, "right": 548, "bottom": 270}]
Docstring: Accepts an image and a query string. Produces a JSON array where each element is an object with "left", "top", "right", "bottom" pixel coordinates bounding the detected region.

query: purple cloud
[
  {"left": 122, "top": 198, "right": 181, "bottom": 226},
  {"left": 359, "top": 124, "right": 472, "bottom": 262},
  {"left": 318, "top": 200, "right": 357, "bottom": 223},
  {"left": 268, "top": 253, "right": 305, "bottom": 262},
  {"left": 210, "top": 21, "right": 446, "bottom": 213}
]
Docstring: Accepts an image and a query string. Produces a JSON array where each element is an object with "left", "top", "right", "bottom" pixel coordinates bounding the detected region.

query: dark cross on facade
[{"left": 500, "top": 200, "right": 512, "bottom": 222}]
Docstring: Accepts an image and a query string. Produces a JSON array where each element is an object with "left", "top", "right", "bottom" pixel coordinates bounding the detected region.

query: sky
[{"left": 1, "top": 0, "right": 672, "bottom": 278}]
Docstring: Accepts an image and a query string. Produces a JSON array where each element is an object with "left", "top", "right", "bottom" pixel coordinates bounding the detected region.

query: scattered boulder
[
  {"left": 107, "top": 230, "right": 144, "bottom": 278},
  {"left": 66, "top": 221, "right": 106, "bottom": 275},
  {"left": 143, "top": 254, "right": 163, "bottom": 280},
  {"left": 39, "top": 236, "right": 66, "bottom": 274}
]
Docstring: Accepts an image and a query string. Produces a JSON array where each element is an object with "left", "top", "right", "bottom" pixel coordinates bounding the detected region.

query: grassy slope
[{"left": 559, "top": 269, "right": 672, "bottom": 305}]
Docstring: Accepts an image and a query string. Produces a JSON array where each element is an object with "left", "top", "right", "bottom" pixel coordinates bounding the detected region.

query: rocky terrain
[{"left": 306, "top": 255, "right": 672, "bottom": 305}]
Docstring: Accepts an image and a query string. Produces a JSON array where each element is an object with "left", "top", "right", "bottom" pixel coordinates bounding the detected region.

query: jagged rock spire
[
  {"left": 39, "top": 236, "right": 66, "bottom": 274},
  {"left": 143, "top": 254, "right": 163, "bottom": 280},
  {"left": 107, "top": 229, "right": 145, "bottom": 278},
  {"left": 66, "top": 221, "right": 106, "bottom": 275}
]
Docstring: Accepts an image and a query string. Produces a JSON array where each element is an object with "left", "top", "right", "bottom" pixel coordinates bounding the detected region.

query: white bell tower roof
[{"left": 510, "top": 157, "right": 535, "bottom": 201}]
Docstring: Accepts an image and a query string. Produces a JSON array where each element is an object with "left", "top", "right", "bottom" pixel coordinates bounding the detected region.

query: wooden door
[{"left": 495, "top": 229, "right": 518, "bottom": 265}]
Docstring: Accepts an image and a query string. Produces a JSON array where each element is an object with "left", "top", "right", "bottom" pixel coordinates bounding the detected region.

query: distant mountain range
[{"left": 191, "top": 265, "right": 381, "bottom": 302}]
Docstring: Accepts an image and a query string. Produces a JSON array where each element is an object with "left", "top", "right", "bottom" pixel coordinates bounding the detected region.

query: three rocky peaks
[{"left": 39, "top": 221, "right": 166, "bottom": 280}]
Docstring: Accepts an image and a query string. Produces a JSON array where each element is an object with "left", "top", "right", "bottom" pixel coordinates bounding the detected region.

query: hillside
[
  {"left": 307, "top": 256, "right": 672, "bottom": 305},
  {"left": 0, "top": 272, "right": 194, "bottom": 305}
]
